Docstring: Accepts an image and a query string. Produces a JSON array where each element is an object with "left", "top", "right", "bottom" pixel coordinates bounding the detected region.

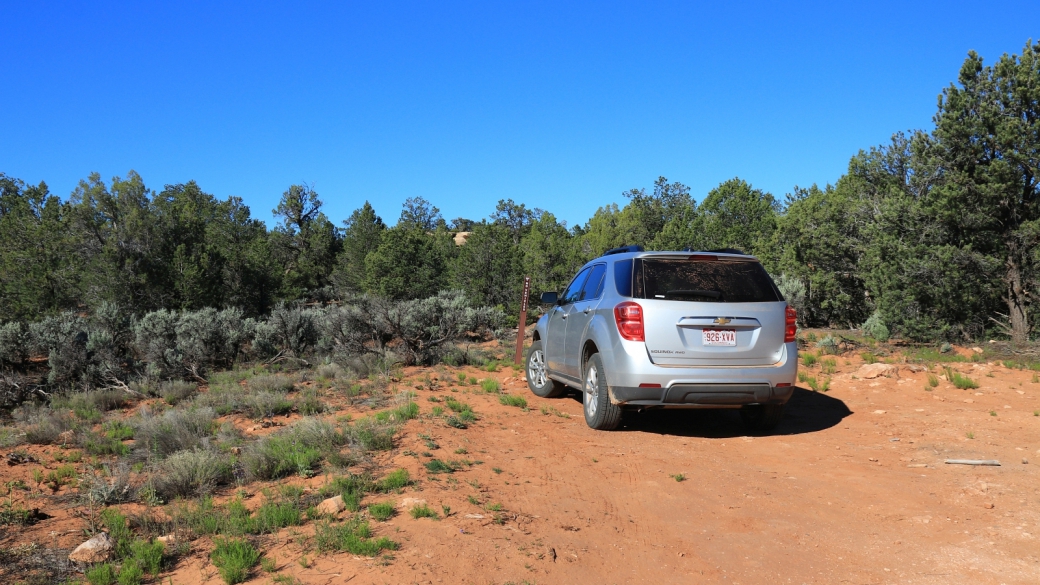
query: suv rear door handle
[{"left": 583, "top": 307, "right": 591, "bottom": 314}]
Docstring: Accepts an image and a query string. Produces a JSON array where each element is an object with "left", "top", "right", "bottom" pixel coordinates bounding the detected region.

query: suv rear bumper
[{"left": 610, "top": 382, "right": 794, "bottom": 407}]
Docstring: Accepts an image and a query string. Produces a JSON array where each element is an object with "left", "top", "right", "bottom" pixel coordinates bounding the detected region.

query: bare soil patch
[{"left": 2, "top": 344, "right": 1039, "bottom": 584}]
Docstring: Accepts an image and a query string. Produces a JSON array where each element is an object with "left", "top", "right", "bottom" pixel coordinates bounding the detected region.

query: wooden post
[{"left": 514, "top": 276, "right": 531, "bottom": 365}]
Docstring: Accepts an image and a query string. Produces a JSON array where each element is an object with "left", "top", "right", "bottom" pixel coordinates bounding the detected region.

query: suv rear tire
[
  {"left": 526, "top": 340, "right": 566, "bottom": 398},
  {"left": 740, "top": 404, "right": 785, "bottom": 432},
  {"left": 583, "top": 353, "right": 622, "bottom": 430}
]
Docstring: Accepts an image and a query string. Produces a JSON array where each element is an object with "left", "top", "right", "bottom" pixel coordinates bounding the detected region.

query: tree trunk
[{"left": 1006, "top": 252, "right": 1030, "bottom": 345}]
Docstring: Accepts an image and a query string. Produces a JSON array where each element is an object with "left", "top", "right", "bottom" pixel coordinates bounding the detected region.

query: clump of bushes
[
  {"left": 150, "top": 448, "right": 234, "bottom": 500},
  {"left": 242, "top": 417, "right": 348, "bottom": 481},
  {"left": 312, "top": 517, "right": 397, "bottom": 555},
  {"left": 242, "top": 391, "right": 294, "bottom": 420},
  {"left": 210, "top": 537, "right": 261, "bottom": 585},
  {"left": 160, "top": 380, "right": 197, "bottom": 405},
  {"left": 861, "top": 310, "right": 890, "bottom": 341},
  {"left": 132, "top": 406, "right": 216, "bottom": 458},
  {"left": 247, "top": 374, "right": 295, "bottom": 394}
]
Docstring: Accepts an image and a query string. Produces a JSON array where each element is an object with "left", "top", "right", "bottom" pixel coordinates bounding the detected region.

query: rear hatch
[{"left": 634, "top": 255, "right": 787, "bottom": 366}]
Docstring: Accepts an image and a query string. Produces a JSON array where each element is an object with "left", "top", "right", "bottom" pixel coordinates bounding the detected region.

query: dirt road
[{"left": 3, "top": 352, "right": 1039, "bottom": 584}]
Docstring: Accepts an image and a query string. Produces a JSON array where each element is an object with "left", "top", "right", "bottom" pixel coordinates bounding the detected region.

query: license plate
[{"left": 702, "top": 329, "right": 736, "bottom": 346}]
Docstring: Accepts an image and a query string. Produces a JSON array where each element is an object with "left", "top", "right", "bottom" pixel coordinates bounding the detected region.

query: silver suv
[{"left": 526, "top": 246, "right": 798, "bottom": 431}]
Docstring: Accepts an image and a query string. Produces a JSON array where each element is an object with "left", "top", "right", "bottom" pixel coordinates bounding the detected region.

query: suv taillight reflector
[
  {"left": 785, "top": 305, "right": 797, "bottom": 343},
  {"left": 614, "top": 301, "right": 644, "bottom": 342}
]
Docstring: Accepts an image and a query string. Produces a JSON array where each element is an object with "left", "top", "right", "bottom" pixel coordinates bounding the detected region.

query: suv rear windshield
[{"left": 633, "top": 258, "right": 781, "bottom": 303}]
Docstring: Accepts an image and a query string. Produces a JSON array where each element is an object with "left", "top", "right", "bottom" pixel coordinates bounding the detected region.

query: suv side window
[
  {"left": 560, "top": 267, "right": 592, "bottom": 305},
  {"left": 579, "top": 264, "right": 607, "bottom": 301}
]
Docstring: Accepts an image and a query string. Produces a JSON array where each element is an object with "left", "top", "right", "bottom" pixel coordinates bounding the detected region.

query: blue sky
[{"left": 2, "top": 1, "right": 1038, "bottom": 228}]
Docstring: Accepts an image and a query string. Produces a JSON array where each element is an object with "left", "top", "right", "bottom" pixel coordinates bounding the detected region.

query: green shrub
[
  {"left": 116, "top": 560, "right": 143, "bottom": 585},
  {"left": 210, "top": 537, "right": 261, "bottom": 585},
  {"left": 20, "top": 407, "right": 78, "bottom": 445},
  {"left": 0, "top": 426, "right": 25, "bottom": 448},
  {"left": 133, "top": 406, "right": 215, "bottom": 458},
  {"left": 344, "top": 418, "right": 396, "bottom": 452},
  {"left": 253, "top": 303, "right": 318, "bottom": 358},
  {"left": 943, "top": 366, "right": 979, "bottom": 390},
  {"left": 0, "top": 321, "right": 30, "bottom": 370},
  {"left": 242, "top": 391, "right": 295, "bottom": 420},
  {"left": 480, "top": 379, "right": 500, "bottom": 393},
  {"left": 83, "top": 432, "right": 131, "bottom": 457},
  {"left": 820, "top": 358, "right": 837, "bottom": 375},
  {"left": 861, "top": 352, "right": 878, "bottom": 364},
  {"left": 444, "top": 398, "right": 472, "bottom": 413},
  {"left": 498, "top": 394, "right": 526, "bottom": 408},
  {"left": 248, "top": 374, "right": 296, "bottom": 394},
  {"left": 376, "top": 469, "right": 411, "bottom": 491},
  {"left": 176, "top": 307, "right": 250, "bottom": 374},
  {"left": 160, "top": 380, "right": 197, "bottom": 405},
  {"left": 43, "top": 464, "right": 77, "bottom": 491},
  {"left": 313, "top": 518, "right": 398, "bottom": 555},
  {"left": 424, "top": 459, "right": 457, "bottom": 474},
  {"left": 927, "top": 373, "right": 940, "bottom": 387},
  {"left": 861, "top": 310, "right": 890, "bottom": 341},
  {"left": 150, "top": 448, "right": 233, "bottom": 500},
  {"left": 374, "top": 400, "right": 419, "bottom": 423},
  {"left": 129, "top": 537, "right": 164, "bottom": 574},
  {"left": 297, "top": 389, "right": 327, "bottom": 416},
  {"left": 445, "top": 416, "right": 467, "bottom": 429},
  {"left": 242, "top": 435, "right": 323, "bottom": 480},
  {"left": 192, "top": 383, "right": 246, "bottom": 415},
  {"left": 0, "top": 499, "right": 35, "bottom": 526},
  {"left": 409, "top": 503, "right": 438, "bottom": 519},
  {"left": 369, "top": 501, "right": 395, "bottom": 521},
  {"left": 801, "top": 353, "right": 818, "bottom": 368},
  {"left": 85, "top": 563, "right": 116, "bottom": 585},
  {"left": 817, "top": 335, "right": 839, "bottom": 355},
  {"left": 100, "top": 508, "right": 133, "bottom": 558},
  {"left": 104, "top": 420, "right": 134, "bottom": 440},
  {"left": 251, "top": 500, "right": 303, "bottom": 534},
  {"left": 241, "top": 417, "right": 346, "bottom": 480}
]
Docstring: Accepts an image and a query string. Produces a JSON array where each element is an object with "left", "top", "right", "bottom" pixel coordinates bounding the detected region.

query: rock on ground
[
  {"left": 69, "top": 532, "right": 115, "bottom": 563},
  {"left": 316, "top": 495, "right": 346, "bottom": 515},
  {"left": 857, "top": 363, "right": 898, "bottom": 379}
]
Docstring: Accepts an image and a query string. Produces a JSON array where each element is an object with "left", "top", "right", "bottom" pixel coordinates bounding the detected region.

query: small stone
[
  {"left": 156, "top": 534, "right": 177, "bottom": 547},
  {"left": 316, "top": 495, "right": 346, "bottom": 515},
  {"left": 1023, "top": 458, "right": 1029, "bottom": 465},
  {"left": 464, "top": 513, "right": 485, "bottom": 519},
  {"left": 857, "top": 363, "right": 898, "bottom": 379},
  {"left": 971, "top": 347, "right": 983, "bottom": 354},
  {"left": 873, "top": 410, "right": 886, "bottom": 415},
  {"left": 229, "top": 447, "right": 241, "bottom": 455},
  {"left": 983, "top": 502, "right": 994, "bottom": 509},
  {"left": 69, "top": 532, "right": 115, "bottom": 563},
  {"left": 398, "top": 497, "right": 427, "bottom": 509},
  {"left": 964, "top": 399, "right": 974, "bottom": 404},
  {"left": 57, "top": 429, "right": 76, "bottom": 445}
]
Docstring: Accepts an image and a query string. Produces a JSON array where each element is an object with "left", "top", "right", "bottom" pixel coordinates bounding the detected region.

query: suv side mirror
[{"left": 539, "top": 292, "right": 559, "bottom": 305}]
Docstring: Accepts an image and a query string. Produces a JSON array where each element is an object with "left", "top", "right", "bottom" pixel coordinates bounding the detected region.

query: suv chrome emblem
[{"left": 713, "top": 317, "right": 732, "bottom": 325}]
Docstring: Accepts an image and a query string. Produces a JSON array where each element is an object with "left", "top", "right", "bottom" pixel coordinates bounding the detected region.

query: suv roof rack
[
  {"left": 682, "top": 247, "right": 747, "bottom": 255},
  {"left": 602, "top": 245, "right": 644, "bottom": 256}
]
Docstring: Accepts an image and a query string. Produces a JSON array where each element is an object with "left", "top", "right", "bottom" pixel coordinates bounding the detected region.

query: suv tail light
[
  {"left": 784, "top": 305, "right": 797, "bottom": 343},
  {"left": 614, "top": 301, "right": 644, "bottom": 342}
]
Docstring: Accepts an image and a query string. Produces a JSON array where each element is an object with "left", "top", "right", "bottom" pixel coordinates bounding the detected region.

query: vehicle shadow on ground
[{"left": 565, "top": 387, "right": 852, "bottom": 438}]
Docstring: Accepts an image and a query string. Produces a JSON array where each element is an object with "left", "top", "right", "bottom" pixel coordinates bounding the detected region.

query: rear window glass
[
  {"left": 613, "top": 259, "right": 633, "bottom": 297},
  {"left": 633, "top": 258, "right": 780, "bottom": 303}
]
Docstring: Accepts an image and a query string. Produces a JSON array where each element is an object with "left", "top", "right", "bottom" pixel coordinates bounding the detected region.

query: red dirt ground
[{"left": 3, "top": 345, "right": 1039, "bottom": 584}]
